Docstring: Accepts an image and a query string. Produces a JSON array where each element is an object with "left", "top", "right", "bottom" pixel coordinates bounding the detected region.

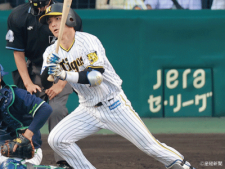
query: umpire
[{"left": 5, "top": 0, "right": 82, "bottom": 168}]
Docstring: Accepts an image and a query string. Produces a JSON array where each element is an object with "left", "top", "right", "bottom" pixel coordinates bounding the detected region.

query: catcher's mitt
[{"left": 0, "top": 133, "right": 35, "bottom": 159}]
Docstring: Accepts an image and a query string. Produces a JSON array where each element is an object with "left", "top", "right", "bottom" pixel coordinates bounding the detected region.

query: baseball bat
[{"left": 47, "top": 0, "right": 73, "bottom": 82}]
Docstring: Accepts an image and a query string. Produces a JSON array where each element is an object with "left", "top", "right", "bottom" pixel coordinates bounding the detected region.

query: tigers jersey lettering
[{"left": 42, "top": 32, "right": 122, "bottom": 106}]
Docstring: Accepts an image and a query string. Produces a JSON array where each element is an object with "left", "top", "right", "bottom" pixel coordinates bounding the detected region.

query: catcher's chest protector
[{"left": 0, "top": 85, "right": 23, "bottom": 131}]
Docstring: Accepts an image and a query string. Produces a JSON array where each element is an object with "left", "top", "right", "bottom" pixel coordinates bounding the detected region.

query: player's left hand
[
  {"left": 1, "top": 134, "right": 35, "bottom": 159},
  {"left": 13, "top": 134, "right": 33, "bottom": 152},
  {"left": 48, "top": 64, "right": 67, "bottom": 80},
  {"left": 47, "top": 52, "right": 60, "bottom": 64}
]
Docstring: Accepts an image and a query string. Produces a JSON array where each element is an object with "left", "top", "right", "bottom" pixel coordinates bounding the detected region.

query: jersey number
[{"left": 6, "top": 30, "right": 14, "bottom": 42}]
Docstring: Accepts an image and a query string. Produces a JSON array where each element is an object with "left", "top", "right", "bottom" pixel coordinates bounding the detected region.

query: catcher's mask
[
  {"left": 39, "top": 3, "right": 76, "bottom": 27},
  {"left": 29, "top": 0, "right": 52, "bottom": 16}
]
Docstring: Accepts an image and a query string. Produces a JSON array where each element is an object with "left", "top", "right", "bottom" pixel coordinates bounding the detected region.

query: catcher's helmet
[
  {"left": 29, "top": 0, "right": 52, "bottom": 16},
  {"left": 39, "top": 3, "right": 76, "bottom": 27}
]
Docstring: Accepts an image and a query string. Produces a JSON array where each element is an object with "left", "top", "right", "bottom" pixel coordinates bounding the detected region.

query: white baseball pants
[{"left": 48, "top": 91, "right": 184, "bottom": 169}]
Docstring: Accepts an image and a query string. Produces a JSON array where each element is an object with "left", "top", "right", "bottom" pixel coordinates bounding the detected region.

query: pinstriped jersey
[{"left": 42, "top": 31, "right": 123, "bottom": 107}]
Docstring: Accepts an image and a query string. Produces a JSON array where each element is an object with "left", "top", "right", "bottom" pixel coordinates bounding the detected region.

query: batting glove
[
  {"left": 48, "top": 64, "right": 67, "bottom": 80},
  {"left": 47, "top": 52, "right": 60, "bottom": 64}
]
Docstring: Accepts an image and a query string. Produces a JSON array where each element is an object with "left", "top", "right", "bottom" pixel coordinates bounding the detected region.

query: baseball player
[
  {"left": 6, "top": 0, "right": 82, "bottom": 166},
  {"left": 40, "top": 3, "right": 196, "bottom": 169},
  {"left": 0, "top": 64, "right": 53, "bottom": 167}
]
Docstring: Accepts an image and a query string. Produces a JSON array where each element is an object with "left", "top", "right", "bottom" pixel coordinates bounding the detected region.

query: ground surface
[{"left": 41, "top": 134, "right": 225, "bottom": 169}]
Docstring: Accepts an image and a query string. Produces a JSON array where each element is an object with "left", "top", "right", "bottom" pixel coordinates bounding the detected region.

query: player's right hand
[
  {"left": 48, "top": 64, "right": 67, "bottom": 80},
  {"left": 25, "top": 83, "right": 42, "bottom": 95}
]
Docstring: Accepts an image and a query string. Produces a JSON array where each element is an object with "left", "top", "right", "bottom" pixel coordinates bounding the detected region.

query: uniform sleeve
[
  {"left": 13, "top": 88, "right": 52, "bottom": 133},
  {"left": 28, "top": 102, "right": 52, "bottom": 133},
  {"left": 81, "top": 35, "right": 105, "bottom": 69},
  {"left": 5, "top": 12, "right": 25, "bottom": 51},
  {"left": 14, "top": 88, "right": 45, "bottom": 117}
]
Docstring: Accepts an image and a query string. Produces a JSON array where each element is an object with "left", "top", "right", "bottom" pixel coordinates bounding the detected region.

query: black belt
[{"left": 95, "top": 98, "right": 113, "bottom": 107}]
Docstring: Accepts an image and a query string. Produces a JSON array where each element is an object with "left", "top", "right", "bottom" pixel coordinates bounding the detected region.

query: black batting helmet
[
  {"left": 39, "top": 3, "right": 76, "bottom": 27},
  {"left": 29, "top": 0, "right": 52, "bottom": 16}
]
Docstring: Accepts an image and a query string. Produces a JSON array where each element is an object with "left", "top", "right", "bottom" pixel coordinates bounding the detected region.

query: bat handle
[{"left": 47, "top": 75, "right": 54, "bottom": 82}]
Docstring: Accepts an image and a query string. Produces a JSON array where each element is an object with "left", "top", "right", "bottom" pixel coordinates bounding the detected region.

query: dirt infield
[{"left": 41, "top": 134, "right": 225, "bottom": 169}]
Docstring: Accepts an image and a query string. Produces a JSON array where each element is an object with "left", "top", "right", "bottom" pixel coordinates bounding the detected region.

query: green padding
[{"left": 1, "top": 10, "right": 225, "bottom": 117}]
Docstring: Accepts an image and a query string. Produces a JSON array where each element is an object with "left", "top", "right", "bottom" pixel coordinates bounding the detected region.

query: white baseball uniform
[{"left": 42, "top": 32, "right": 186, "bottom": 169}]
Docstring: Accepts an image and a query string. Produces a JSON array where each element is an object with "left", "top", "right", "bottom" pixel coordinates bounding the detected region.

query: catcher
[{"left": 0, "top": 64, "right": 53, "bottom": 168}]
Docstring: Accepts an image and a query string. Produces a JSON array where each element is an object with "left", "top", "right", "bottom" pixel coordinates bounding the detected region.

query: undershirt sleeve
[
  {"left": 28, "top": 102, "right": 52, "bottom": 133},
  {"left": 6, "top": 12, "right": 25, "bottom": 51},
  {"left": 66, "top": 67, "right": 104, "bottom": 84}
]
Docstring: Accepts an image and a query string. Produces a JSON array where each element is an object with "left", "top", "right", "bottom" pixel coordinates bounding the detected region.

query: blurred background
[
  {"left": 0, "top": 0, "right": 220, "bottom": 10},
  {"left": 0, "top": 0, "right": 219, "bottom": 10}
]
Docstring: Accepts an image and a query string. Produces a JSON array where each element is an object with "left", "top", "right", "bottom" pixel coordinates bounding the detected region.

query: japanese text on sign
[{"left": 148, "top": 69, "right": 213, "bottom": 114}]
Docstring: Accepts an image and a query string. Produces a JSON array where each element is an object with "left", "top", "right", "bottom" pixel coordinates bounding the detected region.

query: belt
[{"left": 95, "top": 98, "right": 113, "bottom": 107}]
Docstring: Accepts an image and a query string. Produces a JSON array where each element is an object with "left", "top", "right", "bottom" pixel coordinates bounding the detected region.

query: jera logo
[{"left": 148, "top": 68, "right": 212, "bottom": 117}]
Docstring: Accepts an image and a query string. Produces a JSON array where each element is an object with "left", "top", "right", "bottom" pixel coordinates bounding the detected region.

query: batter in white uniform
[{"left": 40, "top": 3, "right": 195, "bottom": 169}]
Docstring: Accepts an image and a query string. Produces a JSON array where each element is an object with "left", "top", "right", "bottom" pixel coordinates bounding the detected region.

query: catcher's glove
[{"left": 0, "top": 133, "right": 35, "bottom": 159}]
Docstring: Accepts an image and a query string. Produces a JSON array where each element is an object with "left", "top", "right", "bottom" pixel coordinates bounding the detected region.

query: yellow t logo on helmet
[{"left": 46, "top": 6, "right": 51, "bottom": 13}]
